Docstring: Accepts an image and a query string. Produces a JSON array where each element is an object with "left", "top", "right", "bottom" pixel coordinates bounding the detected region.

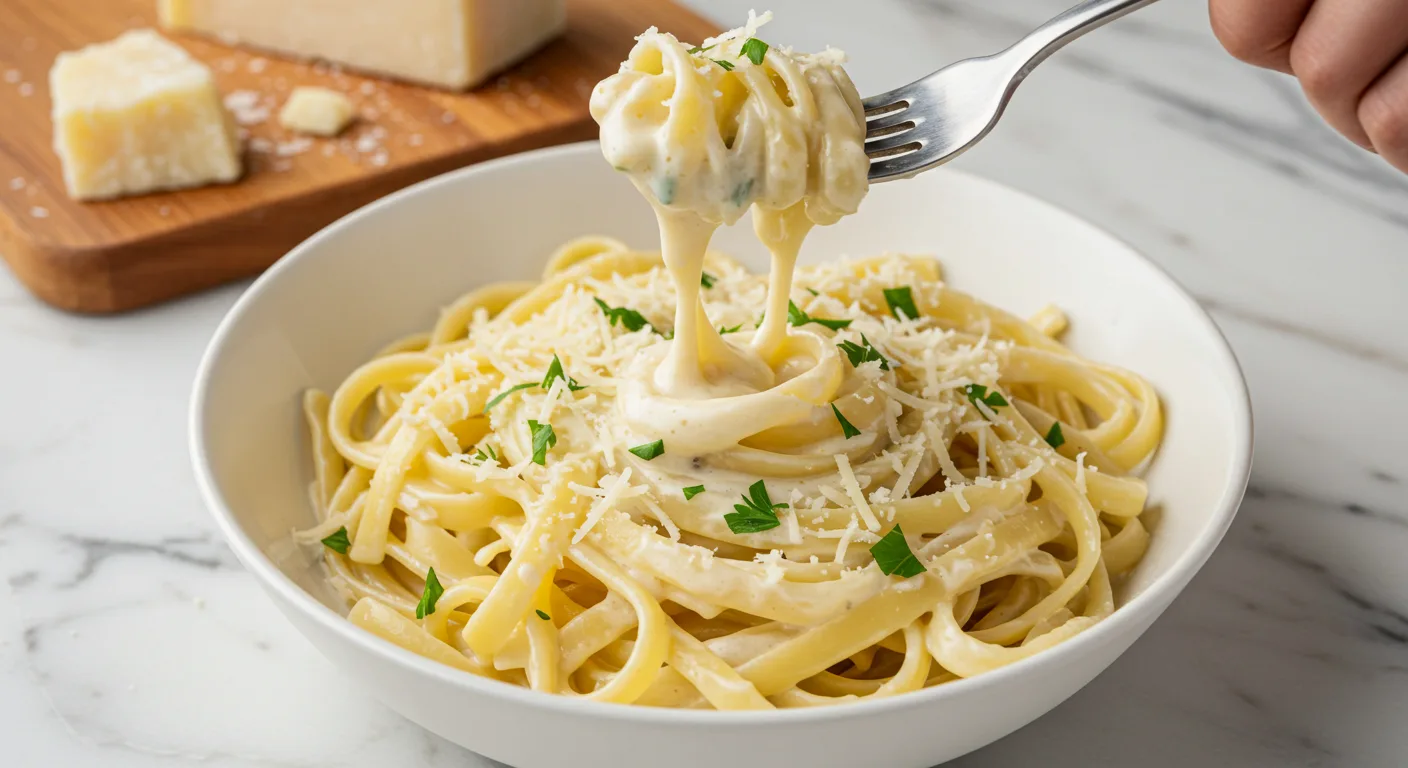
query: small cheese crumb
[
  {"left": 223, "top": 90, "right": 269, "bottom": 126},
  {"left": 279, "top": 86, "right": 355, "bottom": 137}
]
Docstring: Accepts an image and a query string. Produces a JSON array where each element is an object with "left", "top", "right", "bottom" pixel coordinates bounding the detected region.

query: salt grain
[
  {"left": 223, "top": 90, "right": 269, "bottom": 126},
  {"left": 158, "top": 205, "right": 171, "bottom": 216},
  {"left": 275, "top": 137, "right": 314, "bottom": 157},
  {"left": 18, "top": 83, "right": 33, "bottom": 97},
  {"left": 30, "top": 206, "right": 48, "bottom": 219},
  {"left": 248, "top": 57, "right": 268, "bottom": 74},
  {"left": 354, "top": 134, "right": 379, "bottom": 154},
  {"left": 359, "top": 81, "right": 376, "bottom": 96},
  {"left": 3, "top": 70, "right": 20, "bottom": 84},
  {"left": 8, "top": 177, "right": 24, "bottom": 191}
]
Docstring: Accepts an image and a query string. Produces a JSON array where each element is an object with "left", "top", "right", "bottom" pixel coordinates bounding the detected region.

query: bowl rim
[{"left": 189, "top": 140, "right": 1253, "bottom": 725}]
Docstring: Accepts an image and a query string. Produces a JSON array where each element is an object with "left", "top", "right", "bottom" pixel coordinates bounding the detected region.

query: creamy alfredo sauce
[{"left": 589, "top": 15, "right": 871, "bottom": 485}]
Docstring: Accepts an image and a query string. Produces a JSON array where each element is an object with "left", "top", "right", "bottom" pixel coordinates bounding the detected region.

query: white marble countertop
[{"left": 5, "top": 1, "right": 1408, "bottom": 765}]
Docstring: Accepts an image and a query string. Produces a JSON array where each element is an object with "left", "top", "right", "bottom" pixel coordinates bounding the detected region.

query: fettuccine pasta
[{"left": 297, "top": 14, "right": 1162, "bottom": 710}]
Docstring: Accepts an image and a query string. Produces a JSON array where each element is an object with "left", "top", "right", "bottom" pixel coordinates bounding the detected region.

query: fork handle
[{"left": 1002, "top": 0, "right": 1161, "bottom": 78}]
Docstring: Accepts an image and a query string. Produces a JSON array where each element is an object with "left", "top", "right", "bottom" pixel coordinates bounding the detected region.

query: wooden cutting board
[{"left": 0, "top": 0, "right": 715, "bottom": 314}]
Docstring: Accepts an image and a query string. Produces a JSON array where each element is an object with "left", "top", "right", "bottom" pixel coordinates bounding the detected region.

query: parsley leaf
[
  {"left": 535, "top": 609, "right": 551, "bottom": 621},
  {"left": 594, "top": 297, "right": 653, "bottom": 333},
  {"left": 542, "top": 354, "right": 586, "bottom": 392},
  {"left": 884, "top": 286, "right": 920, "bottom": 320},
  {"left": 483, "top": 381, "right": 536, "bottom": 413},
  {"left": 467, "top": 444, "right": 498, "bottom": 465},
  {"left": 832, "top": 403, "right": 861, "bottom": 439},
  {"left": 718, "top": 324, "right": 742, "bottom": 334},
  {"left": 964, "top": 384, "right": 1009, "bottom": 410},
  {"left": 805, "top": 287, "right": 819, "bottom": 296},
  {"left": 725, "top": 480, "right": 786, "bottom": 534},
  {"left": 683, "top": 485, "right": 706, "bottom": 500},
  {"left": 712, "top": 58, "right": 735, "bottom": 71},
  {"left": 701, "top": 272, "right": 717, "bottom": 289},
  {"left": 740, "top": 37, "right": 769, "bottom": 65},
  {"left": 527, "top": 419, "right": 557, "bottom": 466},
  {"left": 629, "top": 439, "right": 665, "bottom": 461},
  {"left": 321, "top": 526, "right": 351, "bottom": 555},
  {"left": 1045, "top": 421, "right": 1066, "bottom": 449},
  {"left": 870, "top": 524, "right": 926, "bottom": 578},
  {"left": 415, "top": 567, "right": 445, "bottom": 618},
  {"left": 837, "top": 334, "right": 891, "bottom": 371},
  {"left": 730, "top": 178, "right": 754, "bottom": 207},
  {"left": 687, "top": 43, "right": 717, "bottom": 55},
  {"left": 787, "top": 300, "right": 852, "bottom": 331}
]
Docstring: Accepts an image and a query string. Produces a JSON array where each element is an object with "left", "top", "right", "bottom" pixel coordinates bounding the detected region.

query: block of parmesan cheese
[
  {"left": 50, "top": 29, "right": 242, "bottom": 201},
  {"left": 158, "top": 0, "right": 568, "bottom": 91}
]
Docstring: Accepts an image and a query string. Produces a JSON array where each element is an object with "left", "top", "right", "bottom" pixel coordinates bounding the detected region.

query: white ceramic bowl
[{"left": 190, "top": 142, "right": 1252, "bottom": 768}]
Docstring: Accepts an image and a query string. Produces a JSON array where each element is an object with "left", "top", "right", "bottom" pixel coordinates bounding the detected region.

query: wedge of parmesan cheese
[
  {"left": 49, "top": 30, "right": 242, "bottom": 201},
  {"left": 158, "top": 0, "right": 567, "bottom": 91}
]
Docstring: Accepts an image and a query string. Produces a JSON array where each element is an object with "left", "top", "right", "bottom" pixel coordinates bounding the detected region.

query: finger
[
  {"left": 1209, "top": 0, "right": 1314, "bottom": 73},
  {"left": 1359, "top": 53, "right": 1408, "bottom": 172},
  {"left": 1289, "top": 0, "right": 1408, "bottom": 148}
]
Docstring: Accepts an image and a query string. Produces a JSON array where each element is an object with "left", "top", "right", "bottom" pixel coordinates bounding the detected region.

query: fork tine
[
  {"left": 867, "top": 152, "right": 926, "bottom": 182},
  {"left": 861, "top": 82, "right": 917, "bottom": 114},
  {"left": 864, "top": 132, "right": 924, "bottom": 159},
  {"left": 865, "top": 109, "right": 922, "bottom": 135}
]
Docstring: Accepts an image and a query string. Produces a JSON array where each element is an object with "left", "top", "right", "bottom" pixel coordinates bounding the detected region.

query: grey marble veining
[{"left": 3, "top": 1, "right": 1407, "bottom": 766}]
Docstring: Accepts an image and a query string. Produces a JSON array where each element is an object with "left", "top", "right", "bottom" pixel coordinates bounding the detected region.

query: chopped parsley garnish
[
  {"left": 725, "top": 480, "right": 786, "bottom": 534},
  {"left": 629, "top": 439, "right": 665, "bottom": 461},
  {"left": 832, "top": 404, "right": 861, "bottom": 439},
  {"left": 683, "top": 485, "right": 706, "bottom": 500},
  {"left": 837, "top": 334, "right": 890, "bottom": 371},
  {"left": 594, "top": 297, "right": 653, "bottom": 333},
  {"left": 687, "top": 43, "right": 717, "bottom": 55},
  {"left": 535, "top": 609, "right": 551, "bottom": 621},
  {"left": 468, "top": 444, "right": 498, "bottom": 465},
  {"left": 656, "top": 176, "right": 677, "bottom": 205},
  {"left": 870, "top": 524, "right": 926, "bottom": 578},
  {"left": 527, "top": 419, "right": 557, "bottom": 466},
  {"left": 964, "top": 384, "right": 1009, "bottom": 410},
  {"left": 787, "top": 300, "right": 852, "bottom": 331},
  {"left": 718, "top": 323, "right": 743, "bottom": 334},
  {"left": 883, "top": 286, "right": 920, "bottom": 321},
  {"left": 701, "top": 271, "right": 718, "bottom": 289},
  {"left": 730, "top": 178, "right": 754, "bottom": 207},
  {"left": 805, "top": 287, "right": 819, "bottom": 296},
  {"left": 1045, "top": 421, "right": 1066, "bottom": 449},
  {"left": 415, "top": 567, "right": 444, "bottom": 619},
  {"left": 483, "top": 382, "right": 536, "bottom": 413},
  {"left": 740, "top": 37, "right": 769, "bottom": 65},
  {"left": 712, "top": 58, "right": 735, "bottom": 71},
  {"left": 542, "top": 354, "right": 586, "bottom": 392},
  {"left": 321, "top": 527, "right": 351, "bottom": 555}
]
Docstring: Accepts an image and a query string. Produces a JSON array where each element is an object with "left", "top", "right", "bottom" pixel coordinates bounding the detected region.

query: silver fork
[{"left": 864, "top": 0, "right": 1160, "bottom": 182}]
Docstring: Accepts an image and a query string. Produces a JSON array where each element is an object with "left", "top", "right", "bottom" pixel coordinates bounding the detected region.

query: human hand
[{"left": 1209, "top": 0, "right": 1408, "bottom": 172}]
